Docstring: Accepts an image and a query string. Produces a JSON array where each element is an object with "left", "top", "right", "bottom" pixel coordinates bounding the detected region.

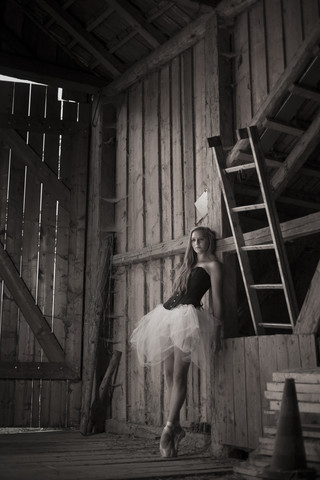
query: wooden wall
[
  {"left": 112, "top": 37, "right": 216, "bottom": 427},
  {"left": 234, "top": 0, "right": 320, "bottom": 129},
  {"left": 213, "top": 333, "right": 318, "bottom": 450},
  {"left": 0, "top": 81, "right": 90, "bottom": 427},
  {"left": 111, "top": 0, "right": 320, "bottom": 451}
]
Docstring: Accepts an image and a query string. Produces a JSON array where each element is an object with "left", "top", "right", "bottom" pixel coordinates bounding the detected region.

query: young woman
[{"left": 130, "top": 226, "right": 223, "bottom": 457}]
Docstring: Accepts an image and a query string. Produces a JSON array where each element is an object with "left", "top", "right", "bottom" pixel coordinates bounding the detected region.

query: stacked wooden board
[{"left": 234, "top": 368, "right": 320, "bottom": 478}]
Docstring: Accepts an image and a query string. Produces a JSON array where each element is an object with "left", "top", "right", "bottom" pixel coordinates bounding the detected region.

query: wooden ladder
[{"left": 208, "top": 126, "right": 299, "bottom": 335}]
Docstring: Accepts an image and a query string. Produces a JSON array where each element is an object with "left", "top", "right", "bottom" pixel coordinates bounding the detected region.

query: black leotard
[{"left": 163, "top": 267, "right": 211, "bottom": 310}]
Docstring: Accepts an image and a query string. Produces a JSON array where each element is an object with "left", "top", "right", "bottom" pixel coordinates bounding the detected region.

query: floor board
[{"left": 0, "top": 430, "right": 235, "bottom": 479}]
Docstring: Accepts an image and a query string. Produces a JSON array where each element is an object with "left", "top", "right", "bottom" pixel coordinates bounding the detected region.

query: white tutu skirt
[{"left": 130, "top": 304, "right": 219, "bottom": 369}]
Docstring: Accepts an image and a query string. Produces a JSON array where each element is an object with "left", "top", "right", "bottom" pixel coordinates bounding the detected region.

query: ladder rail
[{"left": 247, "top": 126, "right": 299, "bottom": 327}]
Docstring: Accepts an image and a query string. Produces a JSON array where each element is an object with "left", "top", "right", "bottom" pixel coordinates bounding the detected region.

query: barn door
[{"left": 0, "top": 80, "right": 91, "bottom": 427}]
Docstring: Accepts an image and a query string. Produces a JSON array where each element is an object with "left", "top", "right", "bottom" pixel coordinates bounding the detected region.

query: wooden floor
[{"left": 0, "top": 430, "right": 236, "bottom": 480}]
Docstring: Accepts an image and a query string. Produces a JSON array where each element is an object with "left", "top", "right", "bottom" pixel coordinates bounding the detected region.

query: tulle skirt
[{"left": 130, "top": 304, "right": 219, "bottom": 369}]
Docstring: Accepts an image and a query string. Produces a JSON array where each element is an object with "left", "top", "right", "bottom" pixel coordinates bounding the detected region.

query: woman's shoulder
[{"left": 204, "top": 259, "right": 222, "bottom": 276}]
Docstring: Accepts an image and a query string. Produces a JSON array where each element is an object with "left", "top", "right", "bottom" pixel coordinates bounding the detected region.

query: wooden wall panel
[
  {"left": 234, "top": 0, "right": 320, "bottom": 128},
  {"left": 113, "top": 41, "right": 212, "bottom": 427},
  {"left": 0, "top": 80, "right": 89, "bottom": 428},
  {"left": 213, "top": 334, "right": 318, "bottom": 450}
]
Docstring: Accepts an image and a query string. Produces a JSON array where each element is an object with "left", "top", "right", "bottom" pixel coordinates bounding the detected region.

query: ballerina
[{"left": 130, "top": 226, "right": 223, "bottom": 457}]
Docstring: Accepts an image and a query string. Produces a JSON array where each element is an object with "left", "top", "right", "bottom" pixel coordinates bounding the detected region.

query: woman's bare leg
[
  {"left": 164, "top": 351, "right": 174, "bottom": 406},
  {"left": 167, "top": 347, "right": 190, "bottom": 424}
]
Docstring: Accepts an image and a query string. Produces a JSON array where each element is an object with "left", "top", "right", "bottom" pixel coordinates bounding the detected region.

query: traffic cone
[{"left": 262, "top": 378, "right": 316, "bottom": 479}]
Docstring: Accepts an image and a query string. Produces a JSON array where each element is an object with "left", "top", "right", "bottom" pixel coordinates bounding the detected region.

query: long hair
[{"left": 173, "top": 226, "right": 217, "bottom": 293}]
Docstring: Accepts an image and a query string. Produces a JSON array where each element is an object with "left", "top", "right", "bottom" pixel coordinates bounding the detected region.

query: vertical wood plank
[
  {"left": 193, "top": 39, "right": 208, "bottom": 222},
  {"left": 299, "top": 334, "right": 318, "bottom": 367},
  {"left": 162, "top": 257, "right": 175, "bottom": 424},
  {"left": 283, "top": 0, "right": 303, "bottom": 65},
  {"left": 264, "top": 0, "right": 285, "bottom": 91},
  {"left": 160, "top": 63, "right": 173, "bottom": 424},
  {"left": 65, "top": 101, "right": 90, "bottom": 427},
  {"left": 258, "top": 335, "right": 278, "bottom": 427},
  {"left": 245, "top": 336, "right": 262, "bottom": 449},
  {"left": 181, "top": 49, "right": 195, "bottom": 233},
  {"left": 43, "top": 86, "right": 61, "bottom": 175},
  {"left": 144, "top": 71, "right": 162, "bottom": 426},
  {"left": 171, "top": 57, "right": 184, "bottom": 237},
  {"left": 10, "top": 82, "right": 32, "bottom": 427},
  {"left": 39, "top": 86, "right": 67, "bottom": 427},
  {"left": 234, "top": 12, "right": 252, "bottom": 128},
  {"left": 112, "top": 268, "right": 128, "bottom": 422},
  {"left": 0, "top": 81, "right": 15, "bottom": 427},
  {"left": 127, "top": 82, "right": 145, "bottom": 424},
  {"left": 160, "top": 64, "right": 172, "bottom": 242},
  {"left": 249, "top": 1, "right": 268, "bottom": 113},
  {"left": 224, "top": 338, "right": 235, "bottom": 445},
  {"left": 113, "top": 94, "right": 128, "bottom": 422},
  {"left": 301, "top": 0, "right": 320, "bottom": 36},
  {"left": 286, "top": 334, "right": 302, "bottom": 368},
  {"left": 233, "top": 337, "right": 247, "bottom": 447},
  {"left": 128, "top": 264, "right": 145, "bottom": 424}
]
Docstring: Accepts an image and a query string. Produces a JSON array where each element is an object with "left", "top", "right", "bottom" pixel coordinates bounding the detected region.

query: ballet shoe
[
  {"left": 159, "top": 425, "right": 175, "bottom": 458},
  {"left": 173, "top": 424, "right": 186, "bottom": 453}
]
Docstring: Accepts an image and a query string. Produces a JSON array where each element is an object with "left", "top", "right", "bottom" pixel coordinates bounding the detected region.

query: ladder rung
[
  {"left": 232, "top": 203, "right": 265, "bottom": 212},
  {"left": 259, "top": 323, "right": 293, "bottom": 329},
  {"left": 238, "top": 151, "right": 281, "bottom": 169},
  {"left": 242, "top": 244, "right": 275, "bottom": 251},
  {"left": 224, "top": 163, "right": 256, "bottom": 173},
  {"left": 264, "top": 118, "right": 304, "bottom": 137},
  {"left": 250, "top": 284, "right": 284, "bottom": 289}
]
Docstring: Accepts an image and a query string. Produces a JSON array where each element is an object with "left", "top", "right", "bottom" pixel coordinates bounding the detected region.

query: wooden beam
[
  {"left": 103, "top": 11, "right": 214, "bottom": 97},
  {"left": 170, "top": 0, "right": 214, "bottom": 14},
  {"left": 216, "top": 0, "right": 258, "bottom": 19},
  {"left": 0, "top": 362, "right": 78, "bottom": 379},
  {"left": 34, "top": 0, "right": 122, "bottom": 78},
  {"left": 235, "top": 184, "right": 320, "bottom": 211},
  {"left": 294, "top": 259, "right": 320, "bottom": 334},
  {"left": 0, "top": 53, "right": 104, "bottom": 93},
  {"left": 112, "top": 211, "right": 320, "bottom": 266},
  {"left": 0, "top": 241, "right": 65, "bottom": 363},
  {"left": 0, "top": 113, "right": 88, "bottom": 135},
  {"left": 85, "top": 6, "right": 114, "bottom": 32},
  {"left": 270, "top": 109, "right": 320, "bottom": 198},
  {"left": 106, "top": 0, "right": 166, "bottom": 48},
  {"left": 0, "top": 128, "right": 70, "bottom": 210},
  {"left": 227, "top": 18, "right": 320, "bottom": 167},
  {"left": 237, "top": 152, "right": 320, "bottom": 179}
]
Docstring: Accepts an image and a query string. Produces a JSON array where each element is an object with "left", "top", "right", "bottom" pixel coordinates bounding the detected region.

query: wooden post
[{"left": 80, "top": 97, "right": 117, "bottom": 435}]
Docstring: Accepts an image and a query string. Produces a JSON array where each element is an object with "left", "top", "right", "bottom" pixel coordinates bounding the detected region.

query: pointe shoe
[
  {"left": 173, "top": 425, "right": 185, "bottom": 453},
  {"left": 159, "top": 425, "right": 175, "bottom": 458}
]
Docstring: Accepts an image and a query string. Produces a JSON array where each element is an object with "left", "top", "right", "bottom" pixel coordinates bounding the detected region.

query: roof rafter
[
  {"left": 103, "top": 10, "right": 214, "bottom": 97},
  {"left": 106, "top": 0, "right": 167, "bottom": 49},
  {"left": 33, "top": 0, "right": 123, "bottom": 78}
]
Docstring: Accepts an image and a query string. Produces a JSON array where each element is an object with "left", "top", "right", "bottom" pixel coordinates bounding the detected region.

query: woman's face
[{"left": 191, "top": 229, "right": 209, "bottom": 255}]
